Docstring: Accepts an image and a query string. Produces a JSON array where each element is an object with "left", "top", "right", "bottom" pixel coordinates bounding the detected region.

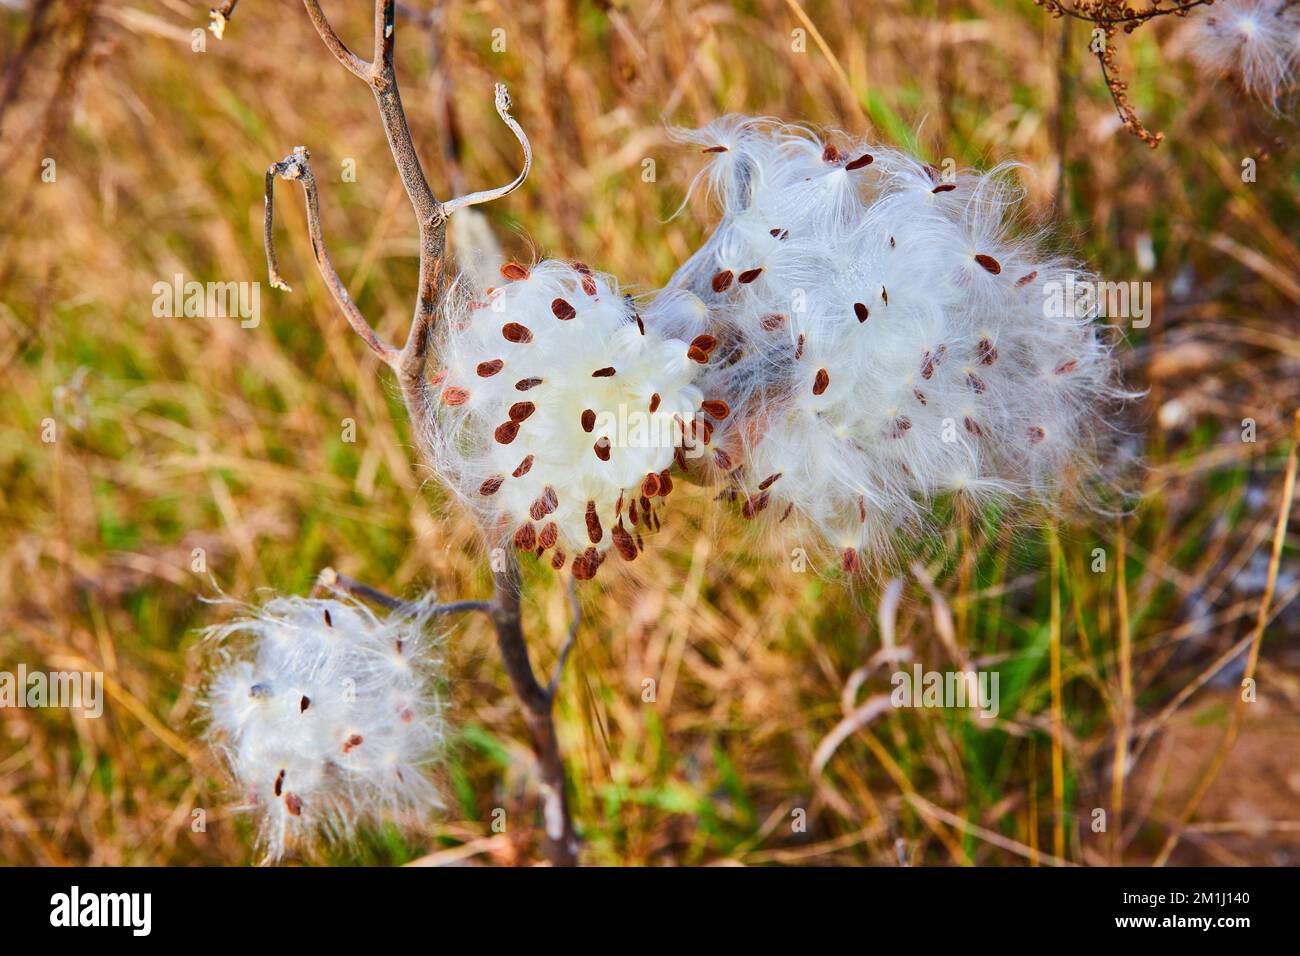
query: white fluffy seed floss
[
  {"left": 205, "top": 595, "right": 446, "bottom": 862},
  {"left": 426, "top": 259, "right": 725, "bottom": 580},
  {"left": 666, "top": 117, "right": 1124, "bottom": 573}
]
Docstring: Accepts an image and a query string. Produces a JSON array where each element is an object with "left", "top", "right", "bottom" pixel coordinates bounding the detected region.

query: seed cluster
[
  {"left": 427, "top": 260, "right": 719, "bottom": 578},
  {"left": 668, "top": 117, "right": 1122, "bottom": 571},
  {"left": 205, "top": 596, "right": 445, "bottom": 862}
]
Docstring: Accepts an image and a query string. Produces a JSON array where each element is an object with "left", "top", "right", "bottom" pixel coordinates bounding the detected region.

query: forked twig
[{"left": 254, "top": 0, "right": 573, "bottom": 865}]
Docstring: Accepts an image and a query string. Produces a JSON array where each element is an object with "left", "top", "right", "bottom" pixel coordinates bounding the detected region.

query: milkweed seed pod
[
  {"left": 205, "top": 595, "right": 445, "bottom": 862},
  {"left": 667, "top": 117, "right": 1126, "bottom": 573},
  {"left": 1179, "top": 0, "right": 1300, "bottom": 107},
  {"left": 423, "top": 260, "right": 724, "bottom": 579}
]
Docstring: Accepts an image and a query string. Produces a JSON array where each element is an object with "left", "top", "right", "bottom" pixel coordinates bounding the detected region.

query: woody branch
[{"left": 261, "top": 0, "right": 574, "bottom": 866}]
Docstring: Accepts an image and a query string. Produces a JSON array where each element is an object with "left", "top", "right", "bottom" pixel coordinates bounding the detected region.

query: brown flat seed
[
  {"left": 882, "top": 286, "right": 889, "bottom": 305},
  {"left": 640, "top": 495, "right": 652, "bottom": 515},
  {"left": 795, "top": 334, "right": 805, "bottom": 360},
  {"left": 675, "top": 447, "right": 689, "bottom": 470},
  {"left": 441, "top": 386, "right": 470, "bottom": 406},
  {"left": 711, "top": 270, "right": 734, "bottom": 293},
  {"left": 642, "top": 473, "right": 660, "bottom": 498},
  {"left": 648, "top": 393, "right": 661, "bottom": 413},
  {"left": 691, "top": 334, "right": 718, "bottom": 355},
  {"left": 846, "top": 153, "right": 874, "bottom": 170},
  {"left": 495, "top": 421, "right": 520, "bottom": 444},
  {"left": 501, "top": 262, "right": 530, "bottom": 281},
  {"left": 512, "top": 455, "right": 534, "bottom": 478},
  {"left": 551, "top": 297, "right": 576, "bottom": 320},
  {"left": 581, "top": 275, "right": 598, "bottom": 296},
  {"left": 687, "top": 346, "right": 710, "bottom": 364},
  {"left": 480, "top": 476, "right": 505, "bottom": 496},
  {"left": 1016, "top": 271, "right": 1038, "bottom": 288},
  {"left": 285, "top": 793, "right": 303, "bottom": 816},
  {"left": 551, "top": 548, "right": 566, "bottom": 570},
  {"left": 635, "top": 315, "right": 645, "bottom": 335},
  {"left": 1028, "top": 425, "right": 1047, "bottom": 444},
  {"left": 932, "top": 183, "right": 957, "bottom": 194},
  {"left": 539, "top": 522, "right": 559, "bottom": 549},
  {"left": 514, "top": 523, "right": 536, "bottom": 550},
  {"left": 758, "top": 473, "right": 782, "bottom": 490},
  {"left": 965, "top": 416, "right": 983, "bottom": 436},
  {"left": 477, "top": 359, "right": 504, "bottom": 377},
  {"left": 769, "top": 228, "right": 789, "bottom": 240},
  {"left": 974, "top": 254, "right": 1002, "bottom": 275},
  {"left": 592, "top": 367, "right": 616, "bottom": 377},
  {"left": 761, "top": 313, "right": 786, "bottom": 331},
  {"left": 738, "top": 267, "right": 763, "bottom": 284},
  {"left": 274, "top": 770, "right": 285, "bottom": 796},
  {"left": 780, "top": 502, "right": 794, "bottom": 522},
  {"left": 813, "top": 368, "right": 830, "bottom": 396},
  {"left": 741, "top": 491, "right": 771, "bottom": 519},
  {"left": 1054, "top": 359, "right": 1078, "bottom": 375},
  {"left": 822, "top": 144, "right": 842, "bottom": 163},
  {"left": 593, "top": 437, "right": 611, "bottom": 461},
  {"left": 859, "top": 496, "right": 867, "bottom": 522},
  {"left": 703, "top": 145, "right": 728, "bottom": 153},
  {"left": 612, "top": 521, "right": 638, "bottom": 561},
  {"left": 890, "top": 236, "right": 896, "bottom": 248},
  {"left": 701, "top": 399, "right": 730, "bottom": 419},
  {"left": 343, "top": 733, "right": 364, "bottom": 753},
  {"left": 890, "top": 415, "right": 912, "bottom": 438},
  {"left": 977, "top": 338, "right": 998, "bottom": 365},
  {"left": 854, "top": 302, "right": 869, "bottom": 323},
  {"left": 658, "top": 471, "right": 673, "bottom": 496},
  {"left": 967, "top": 372, "right": 987, "bottom": 394},
  {"left": 571, "top": 547, "right": 601, "bottom": 580},
  {"left": 629, "top": 498, "right": 639, "bottom": 525},
  {"left": 515, "top": 377, "right": 543, "bottom": 390},
  {"left": 914, "top": 387, "right": 929, "bottom": 405},
  {"left": 509, "top": 401, "right": 536, "bottom": 422},
  {"left": 529, "top": 498, "right": 547, "bottom": 522},
  {"left": 300, "top": 696, "right": 311, "bottom": 712},
  {"left": 842, "top": 548, "right": 860, "bottom": 573},
  {"left": 580, "top": 409, "right": 597, "bottom": 432},
  {"left": 502, "top": 322, "right": 533, "bottom": 342}
]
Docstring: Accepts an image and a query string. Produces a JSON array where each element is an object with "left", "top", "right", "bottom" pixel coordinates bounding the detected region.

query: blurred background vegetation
[{"left": 1, "top": 0, "right": 1298, "bottom": 866}]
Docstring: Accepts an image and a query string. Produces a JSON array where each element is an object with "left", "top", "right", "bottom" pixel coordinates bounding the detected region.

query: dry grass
[{"left": 1, "top": 0, "right": 1298, "bottom": 866}]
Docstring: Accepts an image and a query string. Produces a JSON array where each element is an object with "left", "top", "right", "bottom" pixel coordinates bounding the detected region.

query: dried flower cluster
[
  {"left": 664, "top": 118, "right": 1123, "bottom": 572},
  {"left": 1037, "top": 0, "right": 1217, "bottom": 147},
  {"left": 205, "top": 595, "right": 445, "bottom": 861},
  {"left": 422, "top": 261, "right": 725, "bottom": 580}
]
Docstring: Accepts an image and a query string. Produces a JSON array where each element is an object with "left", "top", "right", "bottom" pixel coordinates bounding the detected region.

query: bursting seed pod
[
  {"left": 205, "top": 595, "right": 446, "bottom": 862},
  {"left": 1179, "top": 0, "right": 1300, "bottom": 107},
  {"left": 423, "top": 260, "right": 723, "bottom": 579},
  {"left": 667, "top": 118, "right": 1126, "bottom": 572}
]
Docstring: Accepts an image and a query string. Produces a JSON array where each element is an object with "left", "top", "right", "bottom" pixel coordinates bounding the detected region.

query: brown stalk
[{"left": 260, "top": 1, "right": 573, "bottom": 865}]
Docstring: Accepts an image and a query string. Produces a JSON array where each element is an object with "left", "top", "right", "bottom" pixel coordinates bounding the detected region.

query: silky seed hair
[
  {"left": 203, "top": 594, "right": 447, "bottom": 863},
  {"left": 1179, "top": 0, "right": 1300, "bottom": 107},
  {"left": 668, "top": 117, "right": 1128, "bottom": 573},
  {"left": 422, "top": 259, "right": 718, "bottom": 579}
]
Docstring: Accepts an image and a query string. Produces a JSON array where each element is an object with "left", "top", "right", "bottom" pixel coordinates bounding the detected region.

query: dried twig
[
  {"left": 1036, "top": 0, "right": 1215, "bottom": 148},
  {"left": 257, "top": 1, "right": 573, "bottom": 865}
]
